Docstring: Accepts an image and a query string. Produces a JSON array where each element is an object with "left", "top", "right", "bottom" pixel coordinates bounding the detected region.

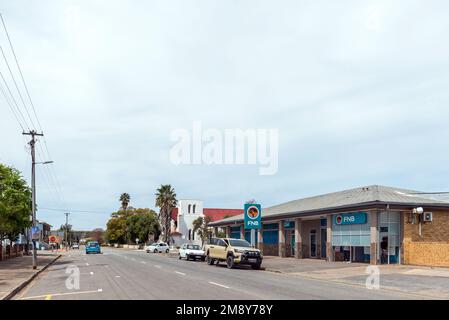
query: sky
[{"left": 1, "top": 0, "right": 449, "bottom": 230}]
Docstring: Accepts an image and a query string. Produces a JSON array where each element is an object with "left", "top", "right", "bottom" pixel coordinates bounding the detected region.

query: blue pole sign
[
  {"left": 334, "top": 212, "right": 367, "bottom": 225},
  {"left": 244, "top": 204, "right": 262, "bottom": 230}
]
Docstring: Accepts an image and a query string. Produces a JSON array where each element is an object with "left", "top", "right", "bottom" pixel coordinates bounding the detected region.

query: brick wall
[{"left": 404, "top": 210, "right": 449, "bottom": 267}]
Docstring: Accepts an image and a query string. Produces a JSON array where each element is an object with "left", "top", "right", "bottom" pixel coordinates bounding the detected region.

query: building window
[
  {"left": 188, "top": 229, "right": 191, "bottom": 240},
  {"left": 188, "top": 205, "right": 191, "bottom": 214},
  {"left": 193, "top": 204, "right": 196, "bottom": 213}
]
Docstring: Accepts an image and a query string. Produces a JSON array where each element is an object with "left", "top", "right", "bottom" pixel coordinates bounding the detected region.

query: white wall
[{"left": 177, "top": 199, "right": 204, "bottom": 245}]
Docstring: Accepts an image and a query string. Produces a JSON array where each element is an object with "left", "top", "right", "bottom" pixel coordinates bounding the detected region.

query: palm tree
[
  {"left": 120, "top": 193, "right": 131, "bottom": 210},
  {"left": 155, "top": 185, "right": 177, "bottom": 244}
]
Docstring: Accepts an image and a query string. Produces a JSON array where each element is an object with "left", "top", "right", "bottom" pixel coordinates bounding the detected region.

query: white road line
[
  {"left": 154, "top": 265, "right": 161, "bottom": 268},
  {"left": 21, "top": 289, "right": 103, "bottom": 300},
  {"left": 208, "top": 282, "right": 230, "bottom": 289},
  {"left": 175, "top": 271, "right": 186, "bottom": 276},
  {"left": 86, "top": 263, "right": 89, "bottom": 266},
  {"left": 115, "top": 275, "right": 121, "bottom": 278},
  {"left": 140, "top": 261, "right": 147, "bottom": 264},
  {"left": 90, "top": 272, "right": 94, "bottom": 275}
]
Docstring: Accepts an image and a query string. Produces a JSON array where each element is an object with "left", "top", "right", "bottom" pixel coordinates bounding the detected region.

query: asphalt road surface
[{"left": 15, "top": 247, "right": 428, "bottom": 300}]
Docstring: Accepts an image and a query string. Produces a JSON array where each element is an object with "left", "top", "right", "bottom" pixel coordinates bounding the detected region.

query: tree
[
  {"left": 0, "top": 164, "right": 32, "bottom": 242},
  {"left": 59, "top": 224, "right": 73, "bottom": 245},
  {"left": 192, "top": 216, "right": 212, "bottom": 245},
  {"left": 89, "top": 228, "right": 105, "bottom": 244},
  {"left": 125, "top": 208, "right": 160, "bottom": 244},
  {"left": 119, "top": 193, "right": 130, "bottom": 210},
  {"left": 106, "top": 215, "right": 127, "bottom": 244},
  {"left": 106, "top": 208, "right": 160, "bottom": 245},
  {"left": 155, "top": 185, "right": 177, "bottom": 244}
]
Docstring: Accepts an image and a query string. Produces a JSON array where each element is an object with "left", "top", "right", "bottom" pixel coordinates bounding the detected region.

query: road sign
[
  {"left": 244, "top": 204, "right": 261, "bottom": 230},
  {"left": 31, "top": 226, "right": 40, "bottom": 240},
  {"left": 49, "top": 235, "right": 56, "bottom": 243}
]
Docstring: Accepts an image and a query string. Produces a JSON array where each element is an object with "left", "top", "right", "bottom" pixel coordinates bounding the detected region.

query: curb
[{"left": 2, "top": 254, "right": 62, "bottom": 300}]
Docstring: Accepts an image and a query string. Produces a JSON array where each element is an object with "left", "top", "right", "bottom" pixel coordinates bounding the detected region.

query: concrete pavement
[
  {"left": 12, "top": 247, "right": 442, "bottom": 300},
  {"left": 0, "top": 252, "right": 60, "bottom": 300}
]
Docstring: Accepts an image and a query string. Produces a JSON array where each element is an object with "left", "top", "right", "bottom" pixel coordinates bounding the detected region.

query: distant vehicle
[
  {"left": 72, "top": 243, "right": 80, "bottom": 249},
  {"left": 179, "top": 244, "right": 205, "bottom": 261},
  {"left": 37, "top": 242, "right": 49, "bottom": 250},
  {"left": 145, "top": 242, "right": 169, "bottom": 253},
  {"left": 204, "top": 238, "right": 262, "bottom": 269},
  {"left": 85, "top": 241, "right": 101, "bottom": 254}
]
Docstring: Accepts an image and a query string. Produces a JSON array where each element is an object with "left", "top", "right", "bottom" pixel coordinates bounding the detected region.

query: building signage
[
  {"left": 244, "top": 204, "right": 262, "bottom": 230},
  {"left": 334, "top": 212, "right": 367, "bottom": 225}
]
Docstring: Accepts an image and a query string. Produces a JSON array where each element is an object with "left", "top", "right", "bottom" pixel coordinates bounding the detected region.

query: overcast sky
[{"left": 1, "top": 1, "right": 449, "bottom": 230}]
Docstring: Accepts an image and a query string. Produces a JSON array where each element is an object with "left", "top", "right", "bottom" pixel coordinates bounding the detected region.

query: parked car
[
  {"left": 204, "top": 238, "right": 262, "bottom": 269},
  {"left": 179, "top": 244, "right": 205, "bottom": 261},
  {"left": 72, "top": 243, "right": 80, "bottom": 249},
  {"left": 145, "top": 242, "right": 169, "bottom": 253},
  {"left": 85, "top": 241, "right": 101, "bottom": 254}
]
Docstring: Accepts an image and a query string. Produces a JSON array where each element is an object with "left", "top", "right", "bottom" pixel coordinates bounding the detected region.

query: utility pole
[
  {"left": 65, "top": 212, "right": 70, "bottom": 250},
  {"left": 23, "top": 130, "right": 44, "bottom": 270}
]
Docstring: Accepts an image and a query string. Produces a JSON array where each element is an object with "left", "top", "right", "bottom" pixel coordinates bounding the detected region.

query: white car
[
  {"left": 145, "top": 242, "right": 170, "bottom": 253},
  {"left": 179, "top": 244, "right": 205, "bottom": 261}
]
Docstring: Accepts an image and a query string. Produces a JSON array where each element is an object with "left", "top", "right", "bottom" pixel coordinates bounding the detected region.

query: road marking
[
  {"left": 22, "top": 289, "right": 103, "bottom": 300},
  {"left": 208, "top": 282, "right": 230, "bottom": 289},
  {"left": 131, "top": 258, "right": 136, "bottom": 261},
  {"left": 45, "top": 295, "right": 52, "bottom": 300},
  {"left": 115, "top": 275, "right": 121, "bottom": 278},
  {"left": 154, "top": 265, "right": 161, "bottom": 268},
  {"left": 90, "top": 272, "right": 94, "bottom": 275},
  {"left": 141, "top": 261, "right": 147, "bottom": 264},
  {"left": 175, "top": 271, "right": 186, "bottom": 276},
  {"left": 86, "top": 263, "right": 89, "bottom": 266}
]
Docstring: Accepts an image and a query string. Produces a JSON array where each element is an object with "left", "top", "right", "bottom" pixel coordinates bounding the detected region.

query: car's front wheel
[
  {"left": 251, "top": 263, "right": 261, "bottom": 270},
  {"left": 165, "top": 249, "right": 169, "bottom": 253},
  {"left": 226, "top": 255, "right": 235, "bottom": 269},
  {"left": 206, "top": 255, "right": 214, "bottom": 265},
  {"left": 178, "top": 254, "right": 182, "bottom": 260},
  {"left": 153, "top": 249, "right": 158, "bottom": 253}
]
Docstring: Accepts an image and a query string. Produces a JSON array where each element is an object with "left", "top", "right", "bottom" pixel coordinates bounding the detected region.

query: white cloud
[{"left": 1, "top": 0, "right": 449, "bottom": 229}]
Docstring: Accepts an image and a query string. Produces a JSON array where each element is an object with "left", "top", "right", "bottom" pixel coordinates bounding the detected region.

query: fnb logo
[
  {"left": 336, "top": 215, "right": 356, "bottom": 225},
  {"left": 247, "top": 206, "right": 260, "bottom": 219},
  {"left": 247, "top": 221, "right": 260, "bottom": 226}
]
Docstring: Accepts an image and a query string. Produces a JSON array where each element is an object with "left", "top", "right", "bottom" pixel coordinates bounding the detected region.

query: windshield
[
  {"left": 150, "top": 243, "right": 157, "bottom": 246},
  {"left": 187, "top": 245, "right": 200, "bottom": 250},
  {"left": 88, "top": 242, "right": 99, "bottom": 247},
  {"left": 228, "top": 239, "right": 252, "bottom": 248}
]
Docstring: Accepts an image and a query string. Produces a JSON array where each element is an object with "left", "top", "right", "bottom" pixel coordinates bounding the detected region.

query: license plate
[{"left": 248, "top": 258, "right": 257, "bottom": 263}]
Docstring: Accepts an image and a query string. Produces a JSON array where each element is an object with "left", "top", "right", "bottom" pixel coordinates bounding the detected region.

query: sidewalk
[
  {"left": 0, "top": 252, "right": 61, "bottom": 300},
  {"left": 262, "top": 256, "right": 449, "bottom": 299}
]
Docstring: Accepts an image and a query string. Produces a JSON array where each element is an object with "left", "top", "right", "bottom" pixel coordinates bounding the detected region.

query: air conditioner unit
[{"left": 423, "top": 212, "right": 433, "bottom": 222}]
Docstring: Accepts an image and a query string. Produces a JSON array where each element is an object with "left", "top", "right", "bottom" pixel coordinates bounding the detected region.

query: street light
[{"left": 30, "top": 159, "right": 54, "bottom": 269}]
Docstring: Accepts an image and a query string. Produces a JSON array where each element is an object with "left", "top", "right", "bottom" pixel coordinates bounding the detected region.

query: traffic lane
[
  {"left": 17, "top": 250, "right": 107, "bottom": 300},
  {"left": 18, "top": 249, "right": 247, "bottom": 300},
  {"left": 109, "top": 249, "right": 422, "bottom": 300}
]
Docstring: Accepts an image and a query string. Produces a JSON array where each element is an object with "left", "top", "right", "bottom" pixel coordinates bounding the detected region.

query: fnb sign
[
  {"left": 244, "top": 204, "right": 262, "bottom": 230},
  {"left": 334, "top": 212, "right": 367, "bottom": 225}
]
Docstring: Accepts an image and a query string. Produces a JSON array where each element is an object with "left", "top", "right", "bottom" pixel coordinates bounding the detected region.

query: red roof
[
  {"left": 170, "top": 207, "right": 242, "bottom": 222},
  {"left": 203, "top": 208, "right": 243, "bottom": 222}
]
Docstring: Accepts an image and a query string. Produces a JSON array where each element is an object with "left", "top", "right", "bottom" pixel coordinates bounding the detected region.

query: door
[
  {"left": 320, "top": 229, "right": 327, "bottom": 259},
  {"left": 310, "top": 232, "right": 317, "bottom": 258}
]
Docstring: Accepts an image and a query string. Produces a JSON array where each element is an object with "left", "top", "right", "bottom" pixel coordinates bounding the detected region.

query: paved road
[{"left": 15, "top": 247, "right": 429, "bottom": 300}]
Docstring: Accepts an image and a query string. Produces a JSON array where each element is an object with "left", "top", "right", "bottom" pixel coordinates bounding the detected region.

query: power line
[
  {"left": 0, "top": 13, "right": 68, "bottom": 211},
  {"left": 0, "top": 43, "right": 36, "bottom": 129},
  {"left": 0, "top": 13, "right": 43, "bottom": 131},
  {"left": 0, "top": 74, "right": 24, "bottom": 131},
  {"left": 40, "top": 207, "right": 111, "bottom": 215}
]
